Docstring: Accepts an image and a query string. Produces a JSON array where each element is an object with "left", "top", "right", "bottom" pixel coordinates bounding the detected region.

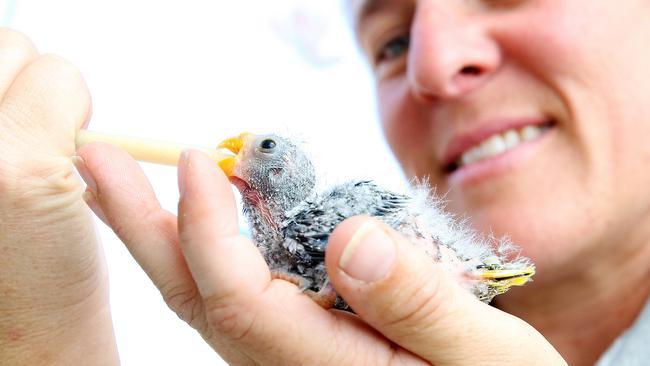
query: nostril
[{"left": 460, "top": 66, "right": 482, "bottom": 75}]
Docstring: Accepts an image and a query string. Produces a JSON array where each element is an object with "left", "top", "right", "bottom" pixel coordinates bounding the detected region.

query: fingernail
[
  {"left": 72, "top": 156, "right": 97, "bottom": 193},
  {"left": 338, "top": 220, "right": 396, "bottom": 283},
  {"left": 178, "top": 150, "right": 190, "bottom": 196},
  {"left": 82, "top": 188, "right": 108, "bottom": 224}
]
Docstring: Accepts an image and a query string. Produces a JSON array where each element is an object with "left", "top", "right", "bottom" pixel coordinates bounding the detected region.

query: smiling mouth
[{"left": 444, "top": 120, "right": 556, "bottom": 173}]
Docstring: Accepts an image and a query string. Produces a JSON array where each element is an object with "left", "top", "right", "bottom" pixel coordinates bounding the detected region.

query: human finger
[
  {"left": 0, "top": 28, "right": 38, "bottom": 100},
  {"left": 78, "top": 143, "right": 257, "bottom": 364},
  {"left": 176, "top": 149, "right": 271, "bottom": 317},
  {"left": 1, "top": 53, "right": 91, "bottom": 157},
  {"left": 76, "top": 142, "right": 195, "bottom": 310},
  {"left": 0, "top": 29, "right": 118, "bottom": 363},
  {"left": 326, "top": 216, "right": 566, "bottom": 365}
]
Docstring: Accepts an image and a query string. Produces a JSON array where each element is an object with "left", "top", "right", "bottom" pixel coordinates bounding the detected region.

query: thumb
[{"left": 326, "top": 216, "right": 565, "bottom": 366}]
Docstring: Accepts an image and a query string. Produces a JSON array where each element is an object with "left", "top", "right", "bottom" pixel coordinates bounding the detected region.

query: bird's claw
[
  {"left": 304, "top": 285, "right": 338, "bottom": 309},
  {"left": 270, "top": 270, "right": 338, "bottom": 309},
  {"left": 271, "top": 270, "right": 311, "bottom": 291}
]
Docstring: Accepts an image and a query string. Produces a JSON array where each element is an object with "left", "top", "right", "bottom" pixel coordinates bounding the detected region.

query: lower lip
[{"left": 446, "top": 127, "right": 555, "bottom": 187}]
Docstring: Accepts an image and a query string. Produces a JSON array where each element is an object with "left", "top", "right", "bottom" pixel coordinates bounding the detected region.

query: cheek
[
  {"left": 493, "top": 0, "right": 637, "bottom": 115},
  {"left": 509, "top": 1, "right": 650, "bottom": 207},
  {"left": 377, "top": 77, "right": 436, "bottom": 178}
]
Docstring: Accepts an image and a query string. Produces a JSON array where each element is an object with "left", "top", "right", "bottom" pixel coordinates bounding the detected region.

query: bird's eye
[{"left": 259, "top": 138, "right": 276, "bottom": 150}]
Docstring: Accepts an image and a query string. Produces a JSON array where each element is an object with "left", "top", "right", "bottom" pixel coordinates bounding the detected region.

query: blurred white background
[{"left": 2, "top": 0, "right": 407, "bottom": 364}]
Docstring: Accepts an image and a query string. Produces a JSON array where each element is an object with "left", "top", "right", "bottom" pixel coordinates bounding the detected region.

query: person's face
[{"left": 351, "top": 0, "right": 650, "bottom": 280}]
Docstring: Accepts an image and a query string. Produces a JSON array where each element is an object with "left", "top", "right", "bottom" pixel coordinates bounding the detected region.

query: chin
[{"left": 462, "top": 197, "right": 600, "bottom": 289}]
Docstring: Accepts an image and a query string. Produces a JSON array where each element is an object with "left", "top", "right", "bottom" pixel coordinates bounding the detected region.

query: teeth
[
  {"left": 521, "top": 125, "right": 542, "bottom": 141},
  {"left": 457, "top": 124, "right": 547, "bottom": 168},
  {"left": 502, "top": 130, "right": 520, "bottom": 149},
  {"left": 461, "top": 146, "right": 482, "bottom": 166},
  {"left": 481, "top": 134, "right": 507, "bottom": 156}
]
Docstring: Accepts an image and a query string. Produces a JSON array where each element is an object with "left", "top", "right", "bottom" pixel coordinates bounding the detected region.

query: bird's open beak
[
  {"left": 217, "top": 132, "right": 253, "bottom": 176},
  {"left": 473, "top": 266, "right": 536, "bottom": 294}
]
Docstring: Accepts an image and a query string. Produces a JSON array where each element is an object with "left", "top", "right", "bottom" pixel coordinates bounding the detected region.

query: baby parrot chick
[{"left": 218, "top": 133, "right": 534, "bottom": 311}]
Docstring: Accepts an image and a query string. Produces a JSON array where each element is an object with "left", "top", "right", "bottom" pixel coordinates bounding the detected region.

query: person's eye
[{"left": 376, "top": 34, "right": 410, "bottom": 64}]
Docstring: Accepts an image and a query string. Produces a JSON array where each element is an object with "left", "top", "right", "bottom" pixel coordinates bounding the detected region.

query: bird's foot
[
  {"left": 304, "top": 284, "right": 338, "bottom": 310},
  {"left": 271, "top": 270, "right": 311, "bottom": 290},
  {"left": 469, "top": 265, "right": 536, "bottom": 300},
  {"left": 270, "top": 270, "right": 338, "bottom": 309}
]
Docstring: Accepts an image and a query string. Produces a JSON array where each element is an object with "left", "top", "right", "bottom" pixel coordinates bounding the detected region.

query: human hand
[
  {"left": 0, "top": 28, "right": 118, "bottom": 364},
  {"left": 77, "top": 145, "right": 566, "bottom": 365}
]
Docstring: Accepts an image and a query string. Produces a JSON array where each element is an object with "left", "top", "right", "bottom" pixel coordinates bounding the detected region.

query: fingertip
[
  {"left": 75, "top": 142, "right": 110, "bottom": 187},
  {"left": 82, "top": 188, "right": 109, "bottom": 225},
  {"left": 326, "top": 216, "right": 374, "bottom": 267},
  {"left": 177, "top": 149, "right": 239, "bottom": 238},
  {"left": 0, "top": 27, "right": 39, "bottom": 52},
  {"left": 327, "top": 216, "right": 397, "bottom": 284},
  {"left": 177, "top": 150, "right": 189, "bottom": 196},
  {"left": 0, "top": 28, "right": 39, "bottom": 98},
  {"left": 178, "top": 149, "right": 231, "bottom": 198}
]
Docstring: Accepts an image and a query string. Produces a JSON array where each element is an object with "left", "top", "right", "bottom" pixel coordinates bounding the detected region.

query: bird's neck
[
  {"left": 252, "top": 203, "right": 282, "bottom": 229},
  {"left": 243, "top": 192, "right": 299, "bottom": 246}
]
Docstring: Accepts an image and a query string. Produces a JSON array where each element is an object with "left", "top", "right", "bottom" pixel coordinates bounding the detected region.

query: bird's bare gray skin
[{"left": 223, "top": 133, "right": 533, "bottom": 311}]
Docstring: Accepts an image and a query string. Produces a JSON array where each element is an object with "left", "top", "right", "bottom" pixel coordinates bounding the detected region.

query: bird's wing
[{"left": 282, "top": 180, "right": 410, "bottom": 264}]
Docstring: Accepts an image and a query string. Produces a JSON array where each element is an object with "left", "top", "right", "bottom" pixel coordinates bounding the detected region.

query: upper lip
[{"left": 440, "top": 117, "right": 553, "bottom": 171}]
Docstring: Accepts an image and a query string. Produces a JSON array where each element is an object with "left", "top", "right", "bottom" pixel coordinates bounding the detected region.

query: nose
[{"left": 408, "top": 9, "right": 501, "bottom": 101}]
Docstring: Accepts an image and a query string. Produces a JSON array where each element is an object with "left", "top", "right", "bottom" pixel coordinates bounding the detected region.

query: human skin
[
  {"left": 0, "top": 28, "right": 119, "bottom": 364},
  {"left": 1, "top": 6, "right": 595, "bottom": 363},
  {"left": 0, "top": 27, "right": 565, "bottom": 364},
  {"left": 350, "top": 0, "right": 650, "bottom": 364}
]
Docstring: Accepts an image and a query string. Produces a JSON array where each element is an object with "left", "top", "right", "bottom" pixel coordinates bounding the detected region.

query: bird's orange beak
[{"left": 217, "top": 132, "right": 253, "bottom": 176}]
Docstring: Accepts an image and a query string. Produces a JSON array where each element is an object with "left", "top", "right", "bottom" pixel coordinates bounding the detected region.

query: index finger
[{"left": 177, "top": 149, "right": 271, "bottom": 300}]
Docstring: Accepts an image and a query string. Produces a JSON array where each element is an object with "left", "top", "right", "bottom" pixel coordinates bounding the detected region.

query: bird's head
[{"left": 217, "top": 133, "right": 316, "bottom": 212}]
